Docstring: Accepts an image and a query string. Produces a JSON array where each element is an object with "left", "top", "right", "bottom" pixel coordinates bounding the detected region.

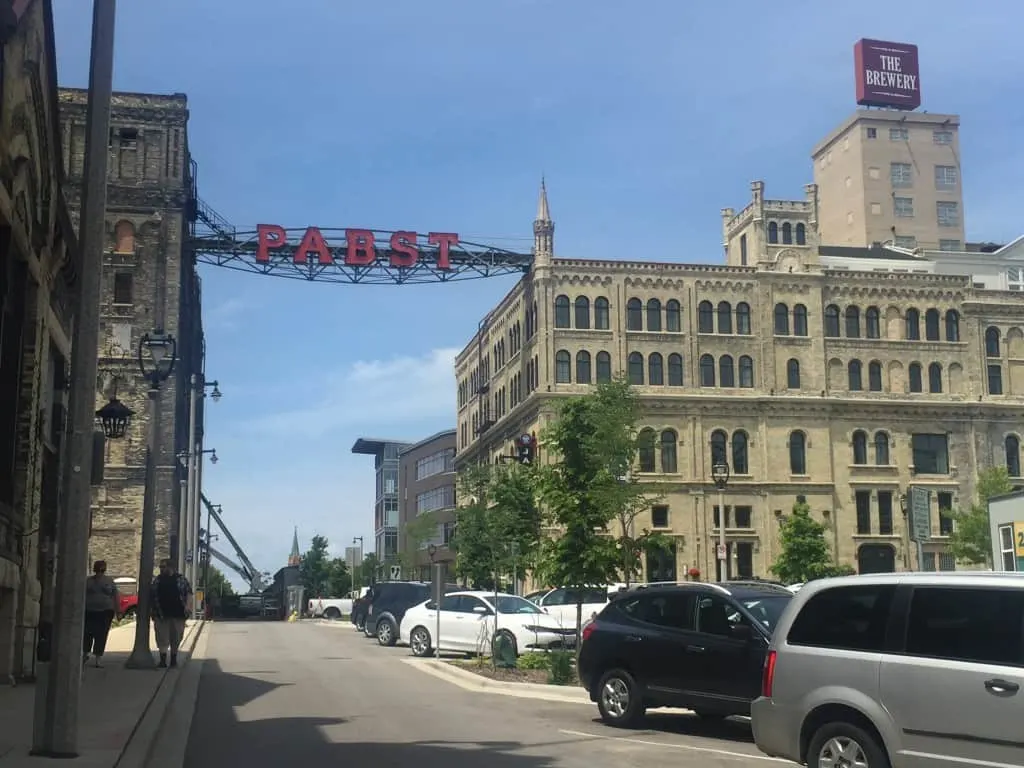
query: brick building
[
  {"left": 0, "top": 0, "right": 80, "bottom": 679},
  {"left": 398, "top": 429, "right": 456, "bottom": 580},
  {"left": 58, "top": 89, "right": 204, "bottom": 582}
]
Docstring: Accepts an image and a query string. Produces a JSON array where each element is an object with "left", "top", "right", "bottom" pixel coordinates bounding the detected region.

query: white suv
[{"left": 752, "top": 572, "right": 1024, "bottom": 768}]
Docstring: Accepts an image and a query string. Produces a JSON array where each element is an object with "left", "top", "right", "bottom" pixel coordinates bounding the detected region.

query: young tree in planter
[
  {"left": 770, "top": 501, "right": 855, "bottom": 584},
  {"left": 299, "top": 535, "right": 332, "bottom": 597},
  {"left": 943, "top": 466, "right": 1014, "bottom": 566},
  {"left": 536, "top": 378, "right": 641, "bottom": 650}
]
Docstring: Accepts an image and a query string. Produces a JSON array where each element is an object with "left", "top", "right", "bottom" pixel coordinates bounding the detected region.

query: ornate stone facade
[
  {"left": 455, "top": 185, "right": 1024, "bottom": 583},
  {"left": 58, "top": 89, "right": 204, "bottom": 584},
  {"left": 0, "top": 0, "right": 80, "bottom": 679}
]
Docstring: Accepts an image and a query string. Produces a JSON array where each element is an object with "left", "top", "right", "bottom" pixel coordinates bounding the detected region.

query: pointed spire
[
  {"left": 533, "top": 176, "right": 554, "bottom": 265},
  {"left": 536, "top": 176, "right": 551, "bottom": 223},
  {"left": 288, "top": 526, "right": 301, "bottom": 566}
]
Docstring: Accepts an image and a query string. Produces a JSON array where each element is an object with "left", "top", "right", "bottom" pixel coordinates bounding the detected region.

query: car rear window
[
  {"left": 787, "top": 584, "right": 895, "bottom": 652},
  {"left": 905, "top": 586, "right": 1024, "bottom": 667}
]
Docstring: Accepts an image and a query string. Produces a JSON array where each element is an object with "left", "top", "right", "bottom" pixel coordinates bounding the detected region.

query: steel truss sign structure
[{"left": 192, "top": 218, "right": 534, "bottom": 285}]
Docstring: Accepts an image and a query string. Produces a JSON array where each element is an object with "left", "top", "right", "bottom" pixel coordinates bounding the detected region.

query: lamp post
[
  {"left": 201, "top": 505, "right": 219, "bottom": 617},
  {"left": 711, "top": 461, "right": 731, "bottom": 582},
  {"left": 183, "top": 377, "right": 220, "bottom": 599},
  {"left": 352, "top": 536, "right": 364, "bottom": 591},
  {"left": 899, "top": 492, "right": 911, "bottom": 570},
  {"left": 427, "top": 544, "right": 441, "bottom": 659},
  {"left": 125, "top": 329, "right": 177, "bottom": 669}
]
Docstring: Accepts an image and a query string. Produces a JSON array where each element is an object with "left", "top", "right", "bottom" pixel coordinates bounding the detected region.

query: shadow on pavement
[
  {"left": 184, "top": 660, "right": 566, "bottom": 767},
  {"left": 621, "top": 712, "right": 755, "bottom": 744}
]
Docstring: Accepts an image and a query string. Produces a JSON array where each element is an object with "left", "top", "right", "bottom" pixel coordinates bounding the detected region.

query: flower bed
[{"left": 447, "top": 651, "right": 578, "bottom": 686}]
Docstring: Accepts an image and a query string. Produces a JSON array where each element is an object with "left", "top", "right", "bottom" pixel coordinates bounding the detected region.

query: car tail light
[
  {"left": 762, "top": 650, "right": 777, "bottom": 698},
  {"left": 581, "top": 621, "right": 598, "bottom": 644}
]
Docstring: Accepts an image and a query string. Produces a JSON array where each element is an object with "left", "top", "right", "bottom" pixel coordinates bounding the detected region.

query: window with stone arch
[
  {"left": 594, "top": 297, "right": 610, "bottom": 330},
  {"left": 865, "top": 306, "right": 881, "bottom": 339},
  {"left": 852, "top": 430, "right": 868, "bottom": 464},
  {"left": 786, "top": 358, "right": 801, "bottom": 389},
  {"left": 793, "top": 304, "right": 809, "bottom": 336},
  {"left": 874, "top": 431, "right": 890, "bottom": 465},
  {"left": 985, "top": 326, "right": 1001, "bottom": 357},
  {"left": 648, "top": 352, "right": 664, "bottom": 386},
  {"left": 699, "top": 354, "right": 715, "bottom": 387},
  {"left": 788, "top": 431, "right": 807, "bottom": 475},
  {"left": 574, "top": 296, "right": 590, "bottom": 329},
  {"left": 944, "top": 310, "right": 960, "bottom": 342},
  {"left": 114, "top": 220, "right": 135, "bottom": 253},
  {"left": 554, "top": 295, "right": 571, "bottom": 328},
  {"left": 638, "top": 428, "right": 656, "bottom": 473},
  {"left": 628, "top": 352, "right": 644, "bottom": 385},
  {"left": 665, "top": 300, "right": 681, "bottom": 332},
  {"left": 1006, "top": 434, "right": 1021, "bottom": 478},
  {"left": 731, "top": 430, "right": 749, "bottom": 474},
  {"left": 928, "top": 362, "right": 943, "bottom": 393},
  {"left": 667, "top": 353, "right": 683, "bottom": 386},
  {"left": 660, "top": 430, "right": 678, "bottom": 474}
]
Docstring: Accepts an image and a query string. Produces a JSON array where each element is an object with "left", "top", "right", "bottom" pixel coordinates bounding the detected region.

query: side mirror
[{"left": 473, "top": 605, "right": 489, "bottom": 615}]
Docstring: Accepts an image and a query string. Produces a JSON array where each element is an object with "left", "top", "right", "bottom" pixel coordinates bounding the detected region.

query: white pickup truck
[
  {"left": 309, "top": 587, "right": 368, "bottom": 619},
  {"left": 527, "top": 584, "right": 626, "bottom": 632}
]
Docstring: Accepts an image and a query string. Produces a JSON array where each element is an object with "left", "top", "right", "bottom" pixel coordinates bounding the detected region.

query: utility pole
[
  {"left": 183, "top": 374, "right": 199, "bottom": 580},
  {"left": 31, "top": 0, "right": 116, "bottom": 756}
]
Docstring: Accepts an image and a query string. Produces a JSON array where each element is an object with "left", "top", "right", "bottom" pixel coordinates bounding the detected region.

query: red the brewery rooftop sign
[
  {"left": 854, "top": 39, "right": 921, "bottom": 110},
  {"left": 255, "top": 225, "right": 459, "bottom": 269}
]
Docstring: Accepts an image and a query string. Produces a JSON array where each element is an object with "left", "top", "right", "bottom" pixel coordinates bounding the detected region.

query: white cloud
[{"left": 242, "top": 347, "right": 458, "bottom": 439}]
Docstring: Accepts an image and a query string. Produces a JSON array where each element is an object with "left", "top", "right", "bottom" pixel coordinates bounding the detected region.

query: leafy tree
[
  {"left": 200, "top": 565, "right": 235, "bottom": 597},
  {"left": 535, "top": 378, "right": 639, "bottom": 649},
  {"left": 770, "top": 501, "right": 855, "bottom": 584},
  {"left": 944, "top": 466, "right": 1014, "bottom": 566},
  {"left": 607, "top": 444, "right": 668, "bottom": 586},
  {"left": 298, "top": 535, "right": 332, "bottom": 597},
  {"left": 326, "top": 557, "right": 352, "bottom": 597}
]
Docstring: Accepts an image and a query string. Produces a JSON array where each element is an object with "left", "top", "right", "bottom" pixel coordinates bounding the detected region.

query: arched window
[
  {"left": 660, "top": 430, "right": 678, "bottom": 473},
  {"left": 699, "top": 354, "right": 715, "bottom": 387},
  {"left": 628, "top": 352, "right": 644, "bottom": 385},
  {"left": 824, "top": 305, "right": 840, "bottom": 337},
  {"left": 845, "top": 306, "right": 861, "bottom": 338},
  {"left": 909, "top": 362, "right": 923, "bottom": 392},
  {"left": 646, "top": 299, "right": 662, "bottom": 332},
  {"left": 985, "top": 327, "right": 1001, "bottom": 357},
  {"left": 874, "top": 432, "right": 890, "bottom": 465},
  {"left": 865, "top": 307, "right": 881, "bottom": 339},
  {"left": 906, "top": 308, "right": 921, "bottom": 340},
  {"left": 710, "top": 429, "right": 728, "bottom": 466},
  {"left": 928, "top": 362, "right": 943, "bottom": 393},
  {"left": 648, "top": 352, "right": 664, "bottom": 386},
  {"left": 638, "top": 428, "right": 656, "bottom": 473},
  {"left": 736, "top": 302, "right": 751, "bottom": 335},
  {"left": 555, "top": 350, "right": 571, "bottom": 383},
  {"left": 731, "top": 431, "right": 749, "bottom": 474},
  {"left": 738, "top": 355, "right": 754, "bottom": 388},
  {"left": 924, "top": 309, "right": 940, "bottom": 341},
  {"left": 782, "top": 222, "right": 793, "bottom": 244},
  {"left": 944, "top": 310, "right": 960, "bottom": 342},
  {"left": 554, "top": 295, "right": 571, "bottom": 328},
  {"left": 868, "top": 361, "right": 883, "bottom": 392},
  {"left": 789, "top": 431, "right": 807, "bottom": 475},
  {"left": 786, "top": 358, "right": 800, "bottom": 389},
  {"left": 719, "top": 355, "right": 735, "bottom": 387},
  {"left": 114, "top": 220, "right": 135, "bottom": 253},
  {"left": 852, "top": 430, "right": 868, "bottom": 465},
  {"left": 768, "top": 221, "right": 779, "bottom": 244},
  {"left": 848, "top": 360, "right": 863, "bottom": 391},
  {"left": 698, "top": 301, "right": 715, "bottom": 333},
  {"left": 1006, "top": 435, "right": 1021, "bottom": 477},
  {"left": 717, "top": 301, "right": 733, "bottom": 334},
  {"left": 594, "top": 297, "right": 610, "bottom": 330},
  {"left": 774, "top": 303, "right": 790, "bottom": 335},
  {"left": 665, "top": 299, "right": 681, "bottom": 332},
  {"left": 626, "top": 298, "right": 643, "bottom": 331},
  {"left": 596, "top": 351, "right": 612, "bottom": 383},
  {"left": 574, "top": 296, "right": 590, "bottom": 329},
  {"left": 795, "top": 223, "right": 806, "bottom": 245},
  {"left": 576, "top": 351, "right": 591, "bottom": 384},
  {"left": 667, "top": 353, "right": 683, "bottom": 386},
  {"left": 793, "top": 304, "right": 809, "bottom": 336}
]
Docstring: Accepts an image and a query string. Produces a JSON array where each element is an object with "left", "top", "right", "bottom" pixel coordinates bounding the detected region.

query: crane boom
[
  {"left": 200, "top": 495, "right": 268, "bottom": 593},
  {"left": 205, "top": 545, "right": 254, "bottom": 586}
]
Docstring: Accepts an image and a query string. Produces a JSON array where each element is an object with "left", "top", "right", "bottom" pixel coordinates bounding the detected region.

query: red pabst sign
[{"left": 854, "top": 39, "right": 921, "bottom": 111}]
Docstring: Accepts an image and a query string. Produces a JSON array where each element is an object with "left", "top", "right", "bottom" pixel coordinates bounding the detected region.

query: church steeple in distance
[
  {"left": 288, "top": 527, "right": 301, "bottom": 567},
  {"left": 533, "top": 177, "right": 554, "bottom": 266}
]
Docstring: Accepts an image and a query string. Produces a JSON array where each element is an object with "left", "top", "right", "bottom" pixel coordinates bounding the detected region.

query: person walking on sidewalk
[
  {"left": 83, "top": 560, "right": 119, "bottom": 667},
  {"left": 150, "top": 558, "right": 193, "bottom": 668}
]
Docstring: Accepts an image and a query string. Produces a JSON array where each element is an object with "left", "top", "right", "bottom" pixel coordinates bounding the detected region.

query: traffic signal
[{"left": 515, "top": 433, "right": 535, "bottom": 465}]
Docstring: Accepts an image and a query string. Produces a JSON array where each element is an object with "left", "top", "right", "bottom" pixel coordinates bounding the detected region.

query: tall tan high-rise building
[{"left": 811, "top": 110, "right": 965, "bottom": 251}]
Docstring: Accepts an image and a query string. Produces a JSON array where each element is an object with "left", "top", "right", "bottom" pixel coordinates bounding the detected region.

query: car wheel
[
  {"left": 410, "top": 626, "right": 432, "bottom": 657},
  {"left": 377, "top": 618, "right": 397, "bottom": 646},
  {"left": 323, "top": 607, "right": 341, "bottom": 620},
  {"left": 807, "top": 721, "right": 891, "bottom": 768},
  {"left": 596, "top": 668, "right": 644, "bottom": 728}
]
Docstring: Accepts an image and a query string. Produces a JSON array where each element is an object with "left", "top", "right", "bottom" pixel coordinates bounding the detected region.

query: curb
[
  {"left": 402, "top": 658, "right": 590, "bottom": 705},
  {"left": 114, "top": 621, "right": 206, "bottom": 768}
]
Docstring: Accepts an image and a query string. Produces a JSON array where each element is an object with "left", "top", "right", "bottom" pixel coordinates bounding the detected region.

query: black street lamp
[
  {"left": 94, "top": 397, "right": 134, "bottom": 439},
  {"left": 711, "top": 461, "right": 730, "bottom": 581},
  {"left": 137, "top": 329, "right": 177, "bottom": 388}
]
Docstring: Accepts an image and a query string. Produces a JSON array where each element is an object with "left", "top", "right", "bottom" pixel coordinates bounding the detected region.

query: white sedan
[{"left": 400, "top": 590, "right": 574, "bottom": 657}]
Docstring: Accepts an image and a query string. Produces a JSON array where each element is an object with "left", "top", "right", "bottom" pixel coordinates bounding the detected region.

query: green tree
[
  {"left": 325, "top": 557, "right": 352, "bottom": 596},
  {"left": 770, "top": 501, "right": 855, "bottom": 584},
  {"left": 944, "top": 466, "right": 1014, "bottom": 566},
  {"left": 299, "top": 535, "right": 332, "bottom": 597},
  {"left": 535, "top": 378, "right": 638, "bottom": 649},
  {"left": 200, "top": 565, "right": 235, "bottom": 597}
]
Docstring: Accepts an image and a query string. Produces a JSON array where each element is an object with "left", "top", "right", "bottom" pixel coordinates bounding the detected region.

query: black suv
[
  {"left": 578, "top": 581, "right": 792, "bottom": 727},
  {"left": 363, "top": 581, "right": 459, "bottom": 647}
]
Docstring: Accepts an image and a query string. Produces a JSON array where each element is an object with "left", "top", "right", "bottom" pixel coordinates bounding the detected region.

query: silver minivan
[{"left": 752, "top": 572, "right": 1024, "bottom": 768}]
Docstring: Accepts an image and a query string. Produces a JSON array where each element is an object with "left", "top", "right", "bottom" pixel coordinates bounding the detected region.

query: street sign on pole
[
  {"left": 389, "top": 564, "right": 402, "bottom": 581},
  {"left": 909, "top": 486, "right": 931, "bottom": 543},
  {"left": 716, "top": 543, "right": 727, "bottom": 560}
]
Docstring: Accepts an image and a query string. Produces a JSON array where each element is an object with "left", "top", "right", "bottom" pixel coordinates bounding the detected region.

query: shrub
[
  {"left": 547, "top": 649, "right": 574, "bottom": 686},
  {"left": 517, "top": 652, "right": 551, "bottom": 671}
]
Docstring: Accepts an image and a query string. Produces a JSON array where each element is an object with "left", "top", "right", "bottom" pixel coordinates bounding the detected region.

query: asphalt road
[{"left": 184, "top": 620, "right": 788, "bottom": 767}]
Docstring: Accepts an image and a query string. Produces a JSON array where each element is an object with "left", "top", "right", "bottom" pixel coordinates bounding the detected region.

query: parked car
[
  {"left": 752, "top": 572, "right": 1024, "bottom": 768},
  {"left": 578, "top": 580, "right": 792, "bottom": 727},
  {"left": 309, "top": 587, "right": 369, "bottom": 619},
  {"left": 363, "top": 581, "right": 459, "bottom": 646},
  {"left": 401, "top": 590, "right": 575, "bottom": 657},
  {"left": 529, "top": 585, "right": 625, "bottom": 631},
  {"left": 114, "top": 577, "right": 138, "bottom": 618}
]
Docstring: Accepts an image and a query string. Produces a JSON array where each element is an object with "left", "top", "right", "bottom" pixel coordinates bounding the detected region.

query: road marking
[{"left": 557, "top": 728, "right": 790, "bottom": 763}]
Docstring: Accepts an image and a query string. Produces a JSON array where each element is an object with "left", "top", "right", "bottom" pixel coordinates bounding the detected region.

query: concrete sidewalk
[{"left": 0, "top": 619, "right": 204, "bottom": 766}]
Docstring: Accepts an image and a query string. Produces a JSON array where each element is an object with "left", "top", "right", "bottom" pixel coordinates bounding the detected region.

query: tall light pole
[
  {"left": 184, "top": 377, "right": 220, "bottom": 599},
  {"left": 712, "top": 461, "right": 730, "bottom": 582},
  {"left": 125, "top": 330, "right": 177, "bottom": 669},
  {"left": 352, "top": 536, "right": 364, "bottom": 590},
  {"left": 30, "top": 0, "right": 117, "bottom": 757}
]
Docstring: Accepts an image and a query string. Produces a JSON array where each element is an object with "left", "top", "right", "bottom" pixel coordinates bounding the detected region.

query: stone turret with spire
[
  {"left": 533, "top": 177, "right": 554, "bottom": 268},
  {"left": 288, "top": 527, "right": 301, "bottom": 567}
]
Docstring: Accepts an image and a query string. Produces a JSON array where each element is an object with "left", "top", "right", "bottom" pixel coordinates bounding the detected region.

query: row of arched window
[
  {"left": 553, "top": 296, "right": 756, "bottom": 335},
  {"left": 699, "top": 354, "right": 755, "bottom": 388},
  {"left": 634, "top": 428, "right": 808, "bottom": 476},
  {"left": 698, "top": 301, "right": 751, "bottom": 335},
  {"left": 773, "top": 304, "right": 810, "bottom": 336},
  {"left": 852, "top": 431, "right": 891, "bottom": 466},
  {"left": 824, "top": 305, "right": 960, "bottom": 342},
  {"left": 841, "top": 359, "right": 948, "bottom": 394},
  {"left": 767, "top": 221, "right": 807, "bottom": 246},
  {"left": 555, "top": 350, "right": 614, "bottom": 384}
]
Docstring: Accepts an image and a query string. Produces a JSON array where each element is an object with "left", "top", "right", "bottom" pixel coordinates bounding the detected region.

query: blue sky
[{"left": 54, "top": 0, "right": 1022, "bottom": 588}]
